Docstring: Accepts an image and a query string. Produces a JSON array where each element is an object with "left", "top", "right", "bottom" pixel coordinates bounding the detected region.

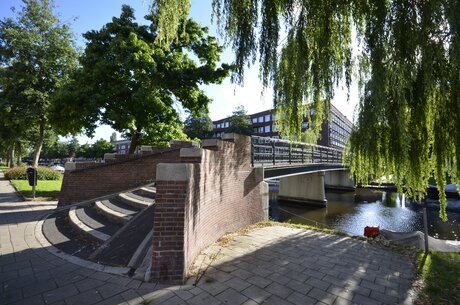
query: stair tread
[
  {"left": 93, "top": 205, "right": 155, "bottom": 266},
  {"left": 122, "top": 192, "right": 154, "bottom": 204},
  {"left": 76, "top": 205, "right": 122, "bottom": 236},
  {"left": 101, "top": 198, "right": 139, "bottom": 216},
  {"left": 42, "top": 210, "right": 101, "bottom": 259}
]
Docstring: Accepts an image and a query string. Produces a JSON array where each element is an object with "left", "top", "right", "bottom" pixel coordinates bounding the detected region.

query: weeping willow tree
[{"left": 152, "top": 0, "right": 459, "bottom": 220}]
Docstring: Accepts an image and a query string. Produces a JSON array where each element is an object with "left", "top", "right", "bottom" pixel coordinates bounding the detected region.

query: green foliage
[
  {"left": 0, "top": 0, "right": 78, "bottom": 166},
  {"left": 153, "top": 0, "right": 459, "bottom": 220},
  {"left": 76, "top": 139, "right": 114, "bottom": 159},
  {"left": 225, "top": 105, "right": 253, "bottom": 136},
  {"left": 184, "top": 112, "right": 214, "bottom": 140},
  {"left": 11, "top": 179, "right": 62, "bottom": 200},
  {"left": 417, "top": 251, "right": 460, "bottom": 305},
  {"left": 5, "top": 166, "right": 62, "bottom": 181},
  {"left": 52, "top": 5, "right": 230, "bottom": 154}
]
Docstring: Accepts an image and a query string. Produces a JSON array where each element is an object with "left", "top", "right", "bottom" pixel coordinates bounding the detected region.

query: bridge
[
  {"left": 250, "top": 136, "right": 354, "bottom": 206},
  {"left": 58, "top": 134, "right": 354, "bottom": 283}
]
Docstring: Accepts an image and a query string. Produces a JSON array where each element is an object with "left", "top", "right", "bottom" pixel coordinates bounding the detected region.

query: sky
[{"left": 0, "top": 0, "right": 359, "bottom": 143}]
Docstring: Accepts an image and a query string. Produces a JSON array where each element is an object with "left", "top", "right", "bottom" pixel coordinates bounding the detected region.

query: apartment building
[{"left": 212, "top": 105, "right": 353, "bottom": 150}]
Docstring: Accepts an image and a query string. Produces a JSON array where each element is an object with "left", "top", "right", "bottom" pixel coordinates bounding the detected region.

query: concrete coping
[
  {"left": 64, "top": 162, "right": 76, "bottom": 172},
  {"left": 222, "top": 133, "right": 237, "bottom": 141},
  {"left": 104, "top": 153, "right": 117, "bottom": 160},
  {"left": 169, "top": 139, "right": 200, "bottom": 147},
  {"left": 201, "top": 139, "right": 224, "bottom": 150},
  {"left": 180, "top": 147, "right": 203, "bottom": 158},
  {"left": 156, "top": 163, "right": 193, "bottom": 181},
  {"left": 140, "top": 146, "right": 154, "bottom": 152}
]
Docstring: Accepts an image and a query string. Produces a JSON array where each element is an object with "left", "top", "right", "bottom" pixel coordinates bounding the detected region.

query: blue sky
[{"left": 1, "top": 0, "right": 358, "bottom": 143}]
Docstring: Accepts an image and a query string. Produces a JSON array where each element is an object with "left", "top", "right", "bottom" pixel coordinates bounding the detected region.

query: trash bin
[{"left": 26, "top": 168, "right": 38, "bottom": 187}]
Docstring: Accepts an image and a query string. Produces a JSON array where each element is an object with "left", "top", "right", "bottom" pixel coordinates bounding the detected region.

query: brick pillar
[{"left": 151, "top": 163, "right": 193, "bottom": 283}]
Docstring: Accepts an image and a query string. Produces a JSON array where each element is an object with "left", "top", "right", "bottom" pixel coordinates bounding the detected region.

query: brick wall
[
  {"left": 151, "top": 135, "right": 269, "bottom": 283},
  {"left": 58, "top": 148, "right": 182, "bottom": 206}
]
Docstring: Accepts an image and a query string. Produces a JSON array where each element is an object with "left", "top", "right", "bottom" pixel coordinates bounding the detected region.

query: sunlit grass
[
  {"left": 417, "top": 251, "right": 460, "bottom": 305},
  {"left": 10, "top": 179, "right": 62, "bottom": 200}
]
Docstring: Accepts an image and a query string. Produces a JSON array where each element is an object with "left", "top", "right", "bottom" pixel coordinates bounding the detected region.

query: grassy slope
[
  {"left": 417, "top": 251, "right": 460, "bottom": 305},
  {"left": 10, "top": 179, "right": 62, "bottom": 200}
]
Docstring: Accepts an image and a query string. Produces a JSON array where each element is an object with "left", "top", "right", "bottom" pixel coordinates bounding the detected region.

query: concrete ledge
[
  {"left": 201, "top": 139, "right": 224, "bottom": 150},
  {"left": 156, "top": 163, "right": 193, "bottom": 181},
  {"left": 222, "top": 133, "right": 237, "bottom": 142},
  {"left": 254, "top": 168, "right": 264, "bottom": 182},
  {"left": 104, "top": 153, "right": 116, "bottom": 160},
  {"left": 277, "top": 195, "right": 327, "bottom": 207},
  {"left": 180, "top": 147, "right": 203, "bottom": 158},
  {"left": 64, "top": 162, "right": 76, "bottom": 172},
  {"left": 169, "top": 140, "right": 199, "bottom": 148}
]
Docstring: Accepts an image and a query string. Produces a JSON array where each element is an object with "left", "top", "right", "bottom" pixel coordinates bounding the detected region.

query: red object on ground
[{"left": 364, "top": 226, "right": 380, "bottom": 238}]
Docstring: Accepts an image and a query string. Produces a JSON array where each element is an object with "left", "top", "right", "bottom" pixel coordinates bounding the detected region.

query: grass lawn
[
  {"left": 10, "top": 179, "right": 62, "bottom": 201},
  {"left": 417, "top": 251, "right": 460, "bottom": 305}
]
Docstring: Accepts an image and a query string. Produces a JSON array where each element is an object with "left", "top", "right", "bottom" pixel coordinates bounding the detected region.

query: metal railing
[{"left": 251, "top": 136, "right": 344, "bottom": 166}]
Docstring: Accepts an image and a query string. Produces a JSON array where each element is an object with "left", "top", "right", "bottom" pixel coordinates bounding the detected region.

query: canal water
[{"left": 269, "top": 185, "right": 460, "bottom": 241}]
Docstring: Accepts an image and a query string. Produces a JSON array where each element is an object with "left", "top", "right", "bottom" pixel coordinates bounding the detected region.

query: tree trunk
[
  {"left": 16, "top": 142, "right": 22, "bottom": 165},
  {"left": 32, "top": 122, "right": 45, "bottom": 167},
  {"left": 9, "top": 144, "right": 15, "bottom": 168},
  {"left": 128, "top": 129, "right": 140, "bottom": 155}
]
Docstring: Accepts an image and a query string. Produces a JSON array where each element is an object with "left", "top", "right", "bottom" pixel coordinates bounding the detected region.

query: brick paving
[{"left": 0, "top": 172, "right": 416, "bottom": 305}]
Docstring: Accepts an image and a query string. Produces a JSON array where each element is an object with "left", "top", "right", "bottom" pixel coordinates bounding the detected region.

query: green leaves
[
  {"left": 54, "top": 5, "right": 230, "bottom": 153},
  {"left": 152, "top": 0, "right": 459, "bottom": 220},
  {"left": 0, "top": 0, "right": 78, "bottom": 165}
]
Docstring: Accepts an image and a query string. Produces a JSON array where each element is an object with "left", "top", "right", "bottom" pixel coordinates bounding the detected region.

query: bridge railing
[{"left": 251, "top": 136, "right": 344, "bottom": 166}]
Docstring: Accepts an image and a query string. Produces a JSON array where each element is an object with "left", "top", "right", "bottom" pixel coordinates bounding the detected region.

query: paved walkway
[{"left": 0, "top": 172, "right": 416, "bottom": 305}]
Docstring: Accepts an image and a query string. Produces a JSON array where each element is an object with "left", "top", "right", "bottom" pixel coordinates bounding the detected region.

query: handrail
[{"left": 251, "top": 136, "right": 344, "bottom": 167}]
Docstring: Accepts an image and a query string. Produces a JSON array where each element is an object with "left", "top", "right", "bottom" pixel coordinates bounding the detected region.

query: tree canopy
[
  {"left": 184, "top": 112, "right": 214, "bottom": 140},
  {"left": 225, "top": 105, "right": 253, "bottom": 136},
  {"left": 153, "top": 0, "right": 459, "bottom": 220},
  {"left": 53, "top": 5, "right": 231, "bottom": 153},
  {"left": 0, "top": 0, "right": 78, "bottom": 166}
]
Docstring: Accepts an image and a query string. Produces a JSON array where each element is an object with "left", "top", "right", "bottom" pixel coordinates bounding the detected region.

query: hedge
[{"left": 4, "top": 166, "right": 62, "bottom": 181}]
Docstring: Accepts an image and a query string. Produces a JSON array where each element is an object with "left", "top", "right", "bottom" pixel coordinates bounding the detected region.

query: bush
[{"left": 4, "top": 166, "right": 62, "bottom": 181}]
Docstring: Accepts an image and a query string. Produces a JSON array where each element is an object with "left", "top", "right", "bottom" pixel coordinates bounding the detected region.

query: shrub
[{"left": 4, "top": 166, "right": 62, "bottom": 181}]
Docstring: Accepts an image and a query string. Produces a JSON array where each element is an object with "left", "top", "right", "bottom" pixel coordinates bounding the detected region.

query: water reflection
[{"left": 270, "top": 186, "right": 460, "bottom": 240}]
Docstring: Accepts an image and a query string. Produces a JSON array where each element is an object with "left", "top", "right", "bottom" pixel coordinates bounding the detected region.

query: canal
[{"left": 269, "top": 186, "right": 460, "bottom": 240}]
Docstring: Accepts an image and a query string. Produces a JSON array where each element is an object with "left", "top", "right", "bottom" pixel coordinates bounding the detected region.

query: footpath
[{"left": 0, "top": 172, "right": 416, "bottom": 305}]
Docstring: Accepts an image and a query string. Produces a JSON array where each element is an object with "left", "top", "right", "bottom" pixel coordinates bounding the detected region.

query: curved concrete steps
[
  {"left": 42, "top": 183, "right": 157, "bottom": 275},
  {"left": 118, "top": 192, "right": 154, "bottom": 209},
  {"left": 94, "top": 199, "right": 137, "bottom": 224},
  {"left": 69, "top": 206, "right": 111, "bottom": 242}
]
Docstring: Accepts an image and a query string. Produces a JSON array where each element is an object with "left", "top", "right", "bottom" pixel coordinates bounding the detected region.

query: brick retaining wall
[
  {"left": 58, "top": 146, "right": 188, "bottom": 206},
  {"left": 151, "top": 135, "right": 269, "bottom": 283}
]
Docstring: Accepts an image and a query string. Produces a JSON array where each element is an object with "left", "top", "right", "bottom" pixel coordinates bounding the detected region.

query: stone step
[
  {"left": 94, "top": 199, "right": 137, "bottom": 224},
  {"left": 133, "top": 186, "right": 156, "bottom": 199},
  {"left": 68, "top": 205, "right": 123, "bottom": 242},
  {"left": 92, "top": 204, "right": 156, "bottom": 267},
  {"left": 69, "top": 206, "right": 111, "bottom": 242},
  {"left": 42, "top": 210, "right": 102, "bottom": 260},
  {"left": 117, "top": 192, "right": 154, "bottom": 210}
]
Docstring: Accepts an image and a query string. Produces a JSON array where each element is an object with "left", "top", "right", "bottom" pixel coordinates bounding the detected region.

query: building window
[
  {"left": 265, "top": 114, "right": 271, "bottom": 122},
  {"left": 258, "top": 126, "right": 264, "bottom": 133},
  {"left": 252, "top": 117, "right": 257, "bottom": 123},
  {"left": 225, "top": 122, "right": 229, "bottom": 128},
  {"left": 258, "top": 116, "right": 264, "bottom": 123},
  {"left": 264, "top": 125, "right": 270, "bottom": 133}
]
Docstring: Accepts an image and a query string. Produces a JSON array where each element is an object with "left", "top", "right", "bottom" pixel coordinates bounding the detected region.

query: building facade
[{"left": 212, "top": 105, "right": 353, "bottom": 150}]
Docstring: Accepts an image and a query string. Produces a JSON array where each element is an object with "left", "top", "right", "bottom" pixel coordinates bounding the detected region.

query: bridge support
[
  {"left": 324, "top": 170, "right": 355, "bottom": 191},
  {"left": 278, "top": 171, "right": 327, "bottom": 206}
]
